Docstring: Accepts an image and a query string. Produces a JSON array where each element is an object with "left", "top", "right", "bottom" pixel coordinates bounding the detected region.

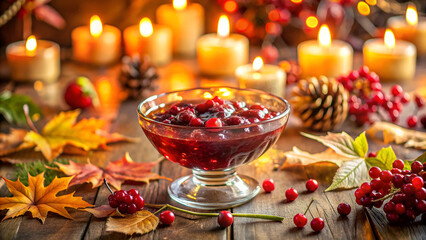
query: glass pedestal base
[{"left": 168, "top": 168, "right": 260, "bottom": 210}]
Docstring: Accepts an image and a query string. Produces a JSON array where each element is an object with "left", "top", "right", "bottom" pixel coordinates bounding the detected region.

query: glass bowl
[{"left": 138, "top": 87, "right": 290, "bottom": 209}]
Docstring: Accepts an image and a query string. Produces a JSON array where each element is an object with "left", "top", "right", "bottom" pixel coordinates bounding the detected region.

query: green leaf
[
  {"left": 413, "top": 151, "right": 426, "bottom": 163},
  {"left": 301, "top": 132, "right": 358, "bottom": 158},
  {"left": 375, "top": 146, "right": 396, "bottom": 170},
  {"left": 365, "top": 157, "right": 389, "bottom": 171},
  {"left": 0, "top": 91, "right": 42, "bottom": 126},
  {"left": 325, "top": 158, "right": 369, "bottom": 192},
  {"left": 403, "top": 152, "right": 426, "bottom": 170},
  {"left": 14, "top": 158, "right": 68, "bottom": 186},
  {"left": 353, "top": 132, "right": 368, "bottom": 158}
]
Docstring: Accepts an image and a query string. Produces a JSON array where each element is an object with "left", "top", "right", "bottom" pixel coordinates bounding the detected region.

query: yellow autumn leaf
[{"left": 24, "top": 110, "right": 108, "bottom": 161}]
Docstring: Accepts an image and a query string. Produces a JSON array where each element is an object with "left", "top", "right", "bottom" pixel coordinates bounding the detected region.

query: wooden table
[{"left": 0, "top": 55, "right": 425, "bottom": 240}]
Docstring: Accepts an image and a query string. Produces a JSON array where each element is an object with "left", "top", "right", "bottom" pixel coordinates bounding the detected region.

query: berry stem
[
  {"left": 304, "top": 198, "right": 315, "bottom": 215},
  {"left": 371, "top": 189, "right": 399, "bottom": 202},
  {"left": 145, "top": 204, "right": 284, "bottom": 222},
  {"left": 153, "top": 205, "right": 168, "bottom": 215},
  {"left": 23, "top": 104, "right": 39, "bottom": 133},
  {"left": 103, "top": 179, "right": 114, "bottom": 194}
]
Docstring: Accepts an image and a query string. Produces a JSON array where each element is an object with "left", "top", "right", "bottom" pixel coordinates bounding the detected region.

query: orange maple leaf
[
  {"left": 0, "top": 173, "right": 93, "bottom": 223},
  {"left": 55, "top": 152, "right": 170, "bottom": 190}
]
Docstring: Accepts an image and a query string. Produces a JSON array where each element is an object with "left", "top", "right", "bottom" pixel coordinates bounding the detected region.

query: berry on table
[
  {"left": 391, "top": 85, "right": 403, "bottom": 97},
  {"left": 107, "top": 187, "right": 145, "bottom": 214},
  {"left": 407, "top": 116, "right": 418, "bottom": 128},
  {"left": 218, "top": 210, "right": 234, "bottom": 227},
  {"left": 337, "top": 203, "right": 351, "bottom": 216},
  {"left": 285, "top": 188, "right": 298, "bottom": 202},
  {"left": 293, "top": 213, "right": 307, "bottom": 227},
  {"left": 310, "top": 217, "right": 325, "bottom": 232},
  {"left": 306, "top": 179, "right": 319, "bottom": 192},
  {"left": 262, "top": 179, "right": 275, "bottom": 193},
  {"left": 160, "top": 210, "right": 175, "bottom": 225},
  {"left": 415, "top": 95, "right": 424, "bottom": 108}
]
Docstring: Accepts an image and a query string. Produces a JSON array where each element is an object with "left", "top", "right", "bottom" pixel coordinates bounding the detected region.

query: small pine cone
[
  {"left": 291, "top": 76, "right": 349, "bottom": 131},
  {"left": 119, "top": 54, "right": 158, "bottom": 99}
]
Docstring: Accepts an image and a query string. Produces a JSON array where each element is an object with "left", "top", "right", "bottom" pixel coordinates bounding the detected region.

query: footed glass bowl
[{"left": 138, "top": 87, "right": 290, "bottom": 209}]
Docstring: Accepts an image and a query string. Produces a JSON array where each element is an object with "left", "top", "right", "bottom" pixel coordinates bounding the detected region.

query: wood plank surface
[{"left": 0, "top": 56, "right": 425, "bottom": 240}]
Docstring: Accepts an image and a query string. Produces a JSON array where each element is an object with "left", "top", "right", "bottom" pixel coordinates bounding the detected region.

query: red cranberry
[
  {"left": 205, "top": 118, "right": 223, "bottom": 128},
  {"left": 285, "top": 188, "right": 298, "bottom": 202},
  {"left": 391, "top": 85, "right": 403, "bottom": 97},
  {"left": 127, "top": 204, "right": 138, "bottom": 214},
  {"left": 415, "top": 95, "right": 424, "bottom": 108},
  {"left": 189, "top": 118, "right": 204, "bottom": 127},
  {"left": 411, "top": 161, "right": 423, "bottom": 173},
  {"left": 218, "top": 210, "right": 233, "bottom": 227},
  {"left": 160, "top": 210, "right": 175, "bottom": 225},
  {"left": 407, "top": 116, "right": 418, "bottom": 128},
  {"left": 262, "top": 179, "right": 275, "bottom": 192},
  {"left": 369, "top": 167, "right": 381, "bottom": 179},
  {"left": 293, "top": 213, "right": 307, "bottom": 227},
  {"left": 306, "top": 179, "right": 319, "bottom": 192},
  {"left": 380, "top": 170, "right": 393, "bottom": 182},
  {"left": 337, "top": 203, "right": 351, "bottom": 216},
  {"left": 310, "top": 217, "right": 325, "bottom": 232},
  {"left": 392, "top": 159, "right": 404, "bottom": 170}
]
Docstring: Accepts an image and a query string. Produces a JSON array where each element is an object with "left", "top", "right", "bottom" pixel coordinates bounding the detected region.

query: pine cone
[
  {"left": 119, "top": 54, "right": 158, "bottom": 100},
  {"left": 291, "top": 76, "right": 349, "bottom": 131}
]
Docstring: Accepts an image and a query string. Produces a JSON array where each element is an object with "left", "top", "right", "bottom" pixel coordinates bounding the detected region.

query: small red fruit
[
  {"left": 306, "top": 179, "right": 319, "bottom": 192},
  {"left": 407, "top": 116, "right": 418, "bottom": 128},
  {"left": 337, "top": 203, "right": 351, "bottom": 216},
  {"left": 262, "top": 179, "right": 275, "bottom": 192},
  {"left": 310, "top": 217, "right": 325, "bottom": 232},
  {"left": 64, "top": 76, "right": 99, "bottom": 109},
  {"left": 293, "top": 213, "right": 307, "bottom": 227},
  {"left": 218, "top": 210, "right": 234, "bottom": 227},
  {"left": 392, "top": 159, "right": 404, "bottom": 170},
  {"left": 160, "top": 210, "right": 175, "bottom": 225},
  {"left": 285, "top": 188, "right": 298, "bottom": 202}
]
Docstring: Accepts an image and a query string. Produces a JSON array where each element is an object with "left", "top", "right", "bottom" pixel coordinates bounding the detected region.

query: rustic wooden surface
[{"left": 0, "top": 55, "right": 425, "bottom": 240}]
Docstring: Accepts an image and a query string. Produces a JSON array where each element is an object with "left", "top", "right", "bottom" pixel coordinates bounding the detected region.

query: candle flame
[
  {"left": 139, "top": 18, "right": 153, "bottom": 37},
  {"left": 384, "top": 29, "right": 395, "bottom": 49},
  {"left": 217, "top": 15, "right": 230, "bottom": 38},
  {"left": 318, "top": 25, "right": 331, "bottom": 47},
  {"left": 252, "top": 57, "right": 263, "bottom": 72},
  {"left": 173, "top": 0, "right": 187, "bottom": 10},
  {"left": 406, "top": 5, "right": 418, "bottom": 26},
  {"left": 90, "top": 15, "right": 103, "bottom": 37},
  {"left": 26, "top": 35, "right": 37, "bottom": 52}
]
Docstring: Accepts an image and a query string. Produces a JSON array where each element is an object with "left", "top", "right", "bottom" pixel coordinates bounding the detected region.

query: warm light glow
[
  {"left": 173, "top": 0, "right": 187, "bottom": 10},
  {"left": 90, "top": 15, "right": 103, "bottom": 37},
  {"left": 26, "top": 35, "right": 37, "bottom": 52},
  {"left": 357, "top": 1, "right": 370, "bottom": 16},
  {"left": 318, "top": 25, "right": 331, "bottom": 47},
  {"left": 365, "top": 0, "right": 376, "bottom": 6},
  {"left": 291, "top": 0, "right": 302, "bottom": 3},
  {"left": 406, "top": 5, "right": 418, "bottom": 26},
  {"left": 252, "top": 57, "right": 263, "bottom": 72},
  {"left": 217, "top": 15, "right": 230, "bottom": 38},
  {"left": 306, "top": 16, "right": 318, "bottom": 28},
  {"left": 224, "top": 0, "right": 238, "bottom": 13},
  {"left": 384, "top": 29, "right": 395, "bottom": 49},
  {"left": 203, "top": 92, "right": 213, "bottom": 99},
  {"left": 139, "top": 18, "right": 153, "bottom": 37}
]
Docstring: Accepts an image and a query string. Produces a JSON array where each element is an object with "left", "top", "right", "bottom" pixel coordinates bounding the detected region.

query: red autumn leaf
[{"left": 55, "top": 152, "right": 170, "bottom": 190}]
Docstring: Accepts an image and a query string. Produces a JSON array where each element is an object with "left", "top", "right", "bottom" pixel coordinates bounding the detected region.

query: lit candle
[
  {"left": 72, "top": 15, "right": 121, "bottom": 65},
  {"left": 363, "top": 29, "right": 416, "bottom": 82},
  {"left": 197, "top": 15, "right": 249, "bottom": 76},
  {"left": 298, "top": 25, "right": 353, "bottom": 78},
  {"left": 123, "top": 17, "right": 172, "bottom": 66},
  {"left": 6, "top": 35, "right": 60, "bottom": 82},
  {"left": 236, "top": 56, "right": 286, "bottom": 97},
  {"left": 156, "top": 0, "right": 204, "bottom": 56},
  {"left": 388, "top": 4, "right": 426, "bottom": 55}
]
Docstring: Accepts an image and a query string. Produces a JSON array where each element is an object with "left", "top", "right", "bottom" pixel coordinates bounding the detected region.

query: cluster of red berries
[
  {"left": 355, "top": 158, "right": 426, "bottom": 224},
  {"left": 262, "top": 178, "right": 326, "bottom": 231},
  {"left": 337, "top": 66, "right": 426, "bottom": 128},
  {"left": 108, "top": 189, "right": 145, "bottom": 214}
]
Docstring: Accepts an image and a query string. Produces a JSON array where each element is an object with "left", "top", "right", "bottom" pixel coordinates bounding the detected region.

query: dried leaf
[
  {"left": 301, "top": 132, "right": 360, "bottom": 158},
  {"left": 0, "top": 173, "right": 93, "bottom": 223},
  {"left": 366, "top": 121, "right": 426, "bottom": 150},
  {"left": 325, "top": 158, "right": 368, "bottom": 192},
  {"left": 0, "top": 129, "right": 28, "bottom": 156},
  {"left": 106, "top": 210, "right": 159, "bottom": 235},
  {"left": 83, "top": 205, "right": 117, "bottom": 218},
  {"left": 56, "top": 152, "right": 170, "bottom": 190},
  {"left": 281, "top": 147, "right": 357, "bottom": 169}
]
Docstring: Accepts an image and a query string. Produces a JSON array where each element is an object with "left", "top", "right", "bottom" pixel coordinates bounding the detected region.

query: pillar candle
[
  {"left": 197, "top": 15, "right": 249, "bottom": 76},
  {"left": 236, "top": 57, "right": 286, "bottom": 97},
  {"left": 6, "top": 35, "right": 60, "bottom": 83},
  {"left": 156, "top": 0, "right": 204, "bottom": 56},
  {"left": 123, "top": 18, "right": 172, "bottom": 66},
  {"left": 363, "top": 29, "right": 416, "bottom": 82},
  {"left": 298, "top": 25, "right": 353, "bottom": 78},
  {"left": 72, "top": 15, "right": 121, "bottom": 66},
  {"left": 388, "top": 5, "right": 426, "bottom": 56}
]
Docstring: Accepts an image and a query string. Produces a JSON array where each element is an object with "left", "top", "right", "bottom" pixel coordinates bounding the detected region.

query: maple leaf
[
  {"left": 366, "top": 121, "right": 426, "bottom": 150},
  {"left": 23, "top": 110, "right": 108, "bottom": 161},
  {"left": 55, "top": 152, "right": 170, "bottom": 190},
  {"left": 0, "top": 173, "right": 93, "bottom": 223},
  {"left": 0, "top": 129, "right": 28, "bottom": 156},
  {"left": 106, "top": 210, "right": 159, "bottom": 235}
]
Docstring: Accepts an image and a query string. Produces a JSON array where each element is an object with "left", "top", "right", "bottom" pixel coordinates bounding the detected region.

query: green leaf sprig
[
  {"left": 14, "top": 158, "right": 69, "bottom": 185},
  {"left": 0, "top": 91, "right": 42, "bottom": 126}
]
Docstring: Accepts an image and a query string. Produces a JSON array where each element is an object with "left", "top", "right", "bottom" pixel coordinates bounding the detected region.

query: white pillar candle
[
  {"left": 6, "top": 35, "right": 60, "bottom": 83},
  {"left": 197, "top": 15, "right": 249, "bottom": 76},
  {"left": 236, "top": 57, "right": 286, "bottom": 97}
]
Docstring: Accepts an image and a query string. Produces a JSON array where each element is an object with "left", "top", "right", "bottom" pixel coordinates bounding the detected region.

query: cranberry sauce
[{"left": 141, "top": 96, "right": 285, "bottom": 171}]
